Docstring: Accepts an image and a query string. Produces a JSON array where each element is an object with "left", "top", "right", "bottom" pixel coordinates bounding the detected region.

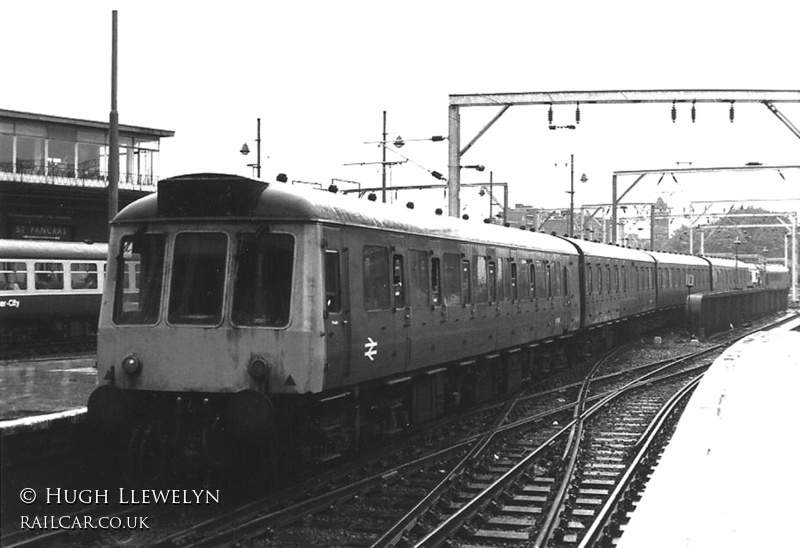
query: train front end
[{"left": 88, "top": 174, "right": 325, "bottom": 477}]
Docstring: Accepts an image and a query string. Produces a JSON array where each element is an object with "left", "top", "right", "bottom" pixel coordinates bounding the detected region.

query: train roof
[
  {"left": 766, "top": 264, "right": 790, "bottom": 273},
  {"left": 115, "top": 173, "right": 579, "bottom": 256},
  {"left": 642, "top": 249, "right": 712, "bottom": 267},
  {"left": 562, "top": 237, "right": 656, "bottom": 263},
  {"left": 702, "top": 256, "right": 749, "bottom": 269},
  {"left": 0, "top": 239, "right": 108, "bottom": 260}
]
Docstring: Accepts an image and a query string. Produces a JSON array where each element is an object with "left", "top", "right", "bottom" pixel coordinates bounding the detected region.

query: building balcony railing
[{"left": 0, "top": 161, "right": 158, "bottom": 191}]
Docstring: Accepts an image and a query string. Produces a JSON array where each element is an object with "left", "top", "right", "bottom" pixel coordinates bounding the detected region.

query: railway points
[{"left": 616, "top": 313, "right": 800, "bottom": 547}]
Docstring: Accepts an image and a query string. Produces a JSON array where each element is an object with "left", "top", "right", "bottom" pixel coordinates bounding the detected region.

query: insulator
[
  {"left": 548, "top": 104, "right": 553, "bottom": 124},
  {"left": 575, "top": 103, "right": 581, "bottom": 124},
  {"left": 691, "top": 100, "right": 696, "bottom": 123},
  {"left": 730, "top": 101, "right": 735, "bottom": 123},
  {"left": 671, "top": 101, "right": 677, "bottom": 123}
]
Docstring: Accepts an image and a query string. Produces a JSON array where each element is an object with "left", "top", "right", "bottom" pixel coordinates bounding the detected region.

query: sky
[{"left": 2, "top": 0, "right": 799, "bottom": 233}]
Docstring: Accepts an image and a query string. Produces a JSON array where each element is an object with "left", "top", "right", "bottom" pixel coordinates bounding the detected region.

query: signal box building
[{"left": 0, "top": 109, "right": 174, "bottom": 243}]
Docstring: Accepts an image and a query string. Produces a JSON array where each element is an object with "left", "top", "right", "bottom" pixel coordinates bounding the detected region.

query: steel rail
[
  {"left": 577, "top": 375, "right": 703, "bottom": 547},
  {"left": 413, "top": 343, "right": 738, "bottom": 547},
  {"left": 369, "top": 390, "right": 526, "bottom": 548}
]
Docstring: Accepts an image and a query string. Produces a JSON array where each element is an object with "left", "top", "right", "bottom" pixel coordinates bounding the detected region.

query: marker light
[{"left": 249, "top": 358, "right": 268, "bottom": 379}]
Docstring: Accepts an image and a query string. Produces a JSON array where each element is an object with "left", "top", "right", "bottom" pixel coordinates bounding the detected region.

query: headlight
[{"left": 121, "top": 354, "right": 142, "bottom": 375}]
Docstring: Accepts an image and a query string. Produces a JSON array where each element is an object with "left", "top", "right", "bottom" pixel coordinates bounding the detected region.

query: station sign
[{"left": 11, "top": 223, "right": 73, "bottom": 240}]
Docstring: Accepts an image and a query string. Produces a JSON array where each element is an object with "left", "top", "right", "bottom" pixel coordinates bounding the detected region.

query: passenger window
[
  {"left": 510, "top": 262, "right": 518, "bottom": 301},
  {"left": 169, "top": 232, "right": 228, "bottom": 325},
  {"left": 552, "top": 262, "right": 560, "bottom": 296},
  {"left": 443, "top": 253, "right": 461, "bottom": 306},
  {"left": 363, "top": 246, "right": 390, "bottom": 310},
  {"left": 324, "top": 250, "right": 341, "bottom": 314},
  {"left": 431, "top": 257, "right": 442, "bottom": 307},
  {"left": 232, "top": 233, "right": 294, "bottom": 326},
  {"left": 529, "top": 263, "right": 536, "bottom": 299},
  {"left": 393, "top": 254, "right": 405, "bottom": 309},
  {"left": 409, "top": 250, "right": 429, "bottom": 308},
  {"left": 71, "top": 263, "right": 98, "bottom": 290},
  {"left": 546, "top": 264, "right": 552, "bottom": 298},
  {"left": 487, "top": 260, "right": 497, "bottom": 302},
  {"left": 496, "top": 260, "right": 505, "bottom": 301},
  {"left": 519, "top": 261, "right": 530, "bottom": 300},
  {"left": 0, "top": 261, "right": 27, "bottom": 291},
  {"left": 597, "top": 265, "right": 603, "bottom": 294},
  {"left": 34, "top": 262, "right": 64, "bottom": 290},
  {"left": 461, "top": 259, "right": 472, "bottom": 304},
  {"left": 563, "top": 265, "right": 569, "bottom": 296},
  {"left": 473, "top": 256, "right": 488, "bottom": 303}
]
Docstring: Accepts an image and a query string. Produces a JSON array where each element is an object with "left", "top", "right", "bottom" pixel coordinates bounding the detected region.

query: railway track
[{"left": 4, "top": 313, "right": 794, "bottom": 548}]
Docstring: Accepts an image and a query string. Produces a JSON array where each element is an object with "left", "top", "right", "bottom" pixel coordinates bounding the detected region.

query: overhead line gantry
[{"left": 447, "top": 89, "right": 800, "bottom": 217}]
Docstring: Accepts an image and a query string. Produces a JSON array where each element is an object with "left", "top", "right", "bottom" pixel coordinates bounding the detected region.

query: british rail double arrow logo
[{"left": 364, "top": 337, "right": 378, "bottom": 361}]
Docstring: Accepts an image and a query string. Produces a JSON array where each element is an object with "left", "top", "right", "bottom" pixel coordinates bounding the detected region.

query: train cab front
[{"left": 89, "top": 181, "right": 326, "bottom": 476}]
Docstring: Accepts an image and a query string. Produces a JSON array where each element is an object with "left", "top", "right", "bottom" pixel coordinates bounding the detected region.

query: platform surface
[
  {"left": 618, "top": 316, "right": 800, "bottom": 547},
  {"left": 0, "top": 355, "right": 95, "bottom": 424}
]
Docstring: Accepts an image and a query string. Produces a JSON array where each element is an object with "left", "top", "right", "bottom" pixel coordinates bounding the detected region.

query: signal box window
[
  {"left": 34, "top": 262, "right": 64, "bottom": 290},
  {"left": 410, "top": 250, "right": 430, "bottom": 308},
  {"left": 113, "top": 233, "right": 165, "bottom": 325},
  {"left": 0, "top": 262, "right": 27, "bottom": 291},
  {"left": 169, "top": 233, "right": 228, "bottom": 325},
  {"left": 232, "top": 233, "right": 294, "bottom": 326},
  {"left": 363, "top": 246, "right": 390, "bottom": 310},
  {"left": 442, "top": 253, "right": 461, "bottom": 306},
  {"left": 324, "top": 250, "right": 341, "bottom": 314},
  {"left": 71, "top": 263, "right": 98, "bottom": 290}
]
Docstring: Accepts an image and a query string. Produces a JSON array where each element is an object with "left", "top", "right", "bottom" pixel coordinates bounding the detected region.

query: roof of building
[{"left": 0, "top": 109, "right": 174, "bottom": 138}]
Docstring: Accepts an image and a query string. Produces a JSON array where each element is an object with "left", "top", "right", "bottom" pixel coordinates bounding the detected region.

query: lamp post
[
  {"left": 762, "top": 246, "right": 769, "bottom": 287},
  {"left": 733, "top": 237, "right": 741, "bottom": 288},
  {"left": 564, "top": 155, "right": 587, "bottom": 238},
  {"left": 240, "top": 118, "right": 261, "bottom": 178}
]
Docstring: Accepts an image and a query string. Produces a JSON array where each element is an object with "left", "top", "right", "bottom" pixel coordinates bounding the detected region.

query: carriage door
[{"left": 323, "top": 228, "right": 351, "bottom": 385}]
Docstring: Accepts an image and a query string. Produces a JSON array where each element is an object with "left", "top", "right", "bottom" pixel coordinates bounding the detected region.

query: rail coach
[
  {"left": 86, "top": 173, "right": 758, "bottom": 476},
  {"left": 0, "top": 239, "right": 109, "bottom": 350}
]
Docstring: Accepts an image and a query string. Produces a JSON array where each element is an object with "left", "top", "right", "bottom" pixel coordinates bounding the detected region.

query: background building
[{"left": 0, "top": 109, "right": 173, "bottom": 243}]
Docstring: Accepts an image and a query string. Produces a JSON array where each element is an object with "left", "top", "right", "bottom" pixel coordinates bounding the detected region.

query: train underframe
[
  {"left": 1, "top": 315, "right": 98, "bottom": 353},
  {"left": 94, "top": 309, "right": 689, "bottom": 485}
]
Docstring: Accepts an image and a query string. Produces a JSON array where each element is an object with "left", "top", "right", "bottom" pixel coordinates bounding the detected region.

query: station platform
[
  {"left": 0, "top": 355, "right": 95, "bottom": 427},
  {"left": 617, "top": 314, "right": 800, "bottom": 547}
]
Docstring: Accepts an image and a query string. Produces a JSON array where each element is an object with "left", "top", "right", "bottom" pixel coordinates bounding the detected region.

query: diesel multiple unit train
[
  {"left": 79, "top": 173, "right": 789, "bottom": 475},
  {"left": 0, "top": 240, "right": 108, "bottom": 350}
]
